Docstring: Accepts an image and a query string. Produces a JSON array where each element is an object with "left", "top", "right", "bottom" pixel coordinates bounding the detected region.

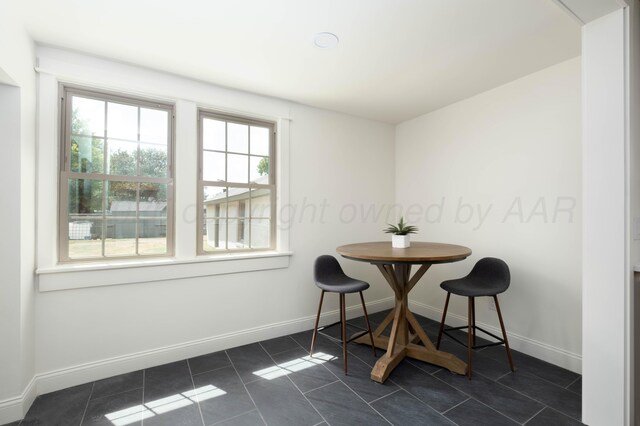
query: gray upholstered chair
[
  {"left": 436, "top": 257, "right": 515, "bottom": 378},
  {"left": 310, "top": 255, "right": 376, "bottom": 374}
]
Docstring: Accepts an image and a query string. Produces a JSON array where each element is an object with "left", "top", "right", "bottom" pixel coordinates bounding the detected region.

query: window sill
[{"left": 36, "top": 251, "right": 293, "bottom": 292}]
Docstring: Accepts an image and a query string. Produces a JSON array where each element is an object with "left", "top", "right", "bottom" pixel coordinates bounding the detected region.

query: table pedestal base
[{"left": 352, "top": 263, "right": 468, "bottom": 383}]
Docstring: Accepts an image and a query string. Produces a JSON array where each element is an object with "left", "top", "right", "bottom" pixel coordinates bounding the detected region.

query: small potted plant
[{"left": 384, "top": 217, "right": 418, "bottom": 248}]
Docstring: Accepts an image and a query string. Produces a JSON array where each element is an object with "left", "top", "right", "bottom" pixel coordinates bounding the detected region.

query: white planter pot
[{"left": 392, "top": 234, "right": 410, "bottom": 248}]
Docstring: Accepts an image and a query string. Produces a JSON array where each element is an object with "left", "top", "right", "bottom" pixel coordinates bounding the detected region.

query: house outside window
[
  {"left": 59, "top": 86, "right": 175, "bottom": 261},
  {"left": 198, "top": 110, "right": 276, "bottom": 253}
]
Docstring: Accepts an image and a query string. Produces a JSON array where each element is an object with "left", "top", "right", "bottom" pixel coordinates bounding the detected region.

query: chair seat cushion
[
  {"left": 441, "top": 276, "right": 507, "bottom": 297},
  {"left": 316, "top": 277, "right": 370, "bottom": 293}
]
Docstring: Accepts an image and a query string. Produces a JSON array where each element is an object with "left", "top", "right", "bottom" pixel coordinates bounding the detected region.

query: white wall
[
  {"left": 33, "top": 49, "right": 396, "bottom": 392},
  {"left": 0, "top": 0, "right": 37, "bottom": 423},
  {"left": 395, "top": 57, "right": 582, "bottom": 371},
  {"left": 582, "top": 9, "right": 628, "bottom": 426}
]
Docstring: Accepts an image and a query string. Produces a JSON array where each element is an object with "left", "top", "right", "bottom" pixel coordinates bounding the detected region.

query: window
[
  {"left": 198, "top": 110, "right": 276, "bottom": 253},
  {"left": 59, "top": 86, "right": 174, "bottom": 261}
]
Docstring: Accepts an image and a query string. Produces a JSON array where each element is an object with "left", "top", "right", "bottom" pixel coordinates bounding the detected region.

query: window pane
[
  {"left": 203, "top": 186, "right": 227, "bottom": 251},
  {"left": 72, "top": 96, "right": 105, "bottom": 136},
  {"left": 228, "top": 154, "right": 248, "bottom": 183},
  {"left": 250, "top": 126, "right": 269, "bottom": 156},
  {"left": 68, "top": 178, "right": 103, "bottom": 259},
  {"left": 140, "top": 108, "right": 168, "bottom": 145},
  {"left": 107, "top": 102, "right": 138, "bottom": 140},
  {"left": 250, "top": 156, "right": 268, "bottom": 183},
  {"left": 227, "top": 123, "right": 248, "bottom": 153},
  {"left": 68, "top": 178, "right": 103, "bottom": 215},
  {"left": 71, "top": 136, "right": 104, "bottom": 174},
  {"left": 203, "top": 119, "right": 225, "bottom": 151},
  {"left": 106, "top": 180, "right": 138, "bottom": 257},
  {"left": 138, "top": 183, "right": 168, "bottom": 255},
  {"left": 250, "top": 219, "right": 271, "bottom": 248},
  {"left": 203, "top": 151, "right": 225, "bottom": 182},
  {"left": 108, "top": 139, "right": 138, "bottom": 176},
  {"left": 250, "top": 188, "right": 271, "bottom": 219},
  {"left": 227, "top": 188, "right": 249, "bottom": 249},
  {"left": 140, "top": 144, "right": 168, "bottom": 178}
]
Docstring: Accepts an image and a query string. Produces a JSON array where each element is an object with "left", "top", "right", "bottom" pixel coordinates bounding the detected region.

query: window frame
[
  {"left": 197, "top": 109, "right": 277, "bottom": 255},
  {"left": 58, "top": 84, "right": 176, "bottom": 263}
]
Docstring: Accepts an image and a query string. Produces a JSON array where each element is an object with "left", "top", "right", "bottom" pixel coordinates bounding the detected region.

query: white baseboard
[
  {"left": 0, "top": 377, "right": 37, "bottom": 425},
  {"left": 408, "top": 299, "right": 582, "bottom": 373},
  {"left": 0, "top": 296, "right": 394, "bottom": 424}
]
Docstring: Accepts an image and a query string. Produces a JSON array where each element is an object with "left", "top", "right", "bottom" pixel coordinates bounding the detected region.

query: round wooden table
[{"left": 336, "top": 241, "right": 472, "bottom": 383}]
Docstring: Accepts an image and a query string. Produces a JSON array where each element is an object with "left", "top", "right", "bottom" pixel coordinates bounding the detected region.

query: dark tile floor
[{"left": 5, "top": 310, "right": 583, "bottom": 426}]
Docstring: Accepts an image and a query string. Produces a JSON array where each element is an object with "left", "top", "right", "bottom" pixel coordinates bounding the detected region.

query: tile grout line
[
  {"left": 77, "top": 381, "right": 95, "bottom": 426},
  {"left": 440, "top": 396, "right": 471, "bottom": 415},
  {"left": 302, "top": 379, "right": 341, "bottom": 395},
  {"left": 565, "top": 375, "right": 581, "bottom": 388},
  {"left": 259, "top": 341, "right": 331, "bottom": 426},
  {"left": 186, "top": 358, "right": 207, "bottom": 426},
  {"left": 427, "top": 370, "right": 527, "bottom": 422},
  {"left": 521, "top": 405, "right": 547, "bottom": 425},
  {"left": 493, "top": 372, "right": 583, "bottom": 420},
  {"left": 210, "top": 408, "right": 260, "bottom": 425},
  {"left": 191, "top": 362, "right": 234, "bottom": 378},
  {"left": 366, "top": 388, "right": 403, "bottom": 405},
  {"left": 224, "top": 350, "right": 268, "bottom": 426}
]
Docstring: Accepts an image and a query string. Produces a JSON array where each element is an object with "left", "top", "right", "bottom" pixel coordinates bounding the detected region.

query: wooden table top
[{"left": 336, "top": 241, "right": 472, "bottom": 264}]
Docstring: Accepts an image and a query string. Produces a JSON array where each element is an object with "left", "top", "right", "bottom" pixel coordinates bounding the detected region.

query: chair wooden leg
[
  {"left": 467, "top": 297, "right": 473, "bottom": 379},
  {"left": 310, "top": 291, "right": 325, "bottom": 356},
  {"left": 359, "top": 292, "right": 376, "bottom": 357},
  {"left": 340, "top": 293, "right": 348, "bottom": 374},
  {"left": 436, "top": 292, "right": 451, "bottom": 349},
  {"left": 471, "top": 297, "right": 477, "bottom": 347},
  {"left": 494, "top": 296, "right": 515, "bottom": 372}
]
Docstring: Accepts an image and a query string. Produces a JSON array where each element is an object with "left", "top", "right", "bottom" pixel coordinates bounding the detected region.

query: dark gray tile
[
  {"left": 290, "top": 330, "right": 343, "bottom": 358},
  {"left": 144, "top": 361, "right": 194, "bottom": 402},
  {"left": 435, "top": 339, "right": 473, "bottom": 364},
  {"left": 21, "top": 383, "right": 92, "bottom": 426},
  {"left": 226, "top": 343, "right": 276, "bottom": 384},
  {"left": 443, "top": 398, "right": 519, "bottom": 426},
  {"left": 388, "top": 361, "right": 466, "bottom": 412},
  {"left": 482, "top": 346, "right": 579, "bottom": 387},
  {"left": 405, "top": 357, "right": 442, "bottom": 375},
  {"left": 259, "top": 336, "right": 299, "bottom": 355},
  {"left": 468, "top": 349, "right": 514, "bottom": 381},
  {"left": 525, "top": 407, "right": 585, "bottom": 425},
  {"left": 142, "top": 403, "right": 203, "bottom": 426},
  {"left": 315, "top": 322, "right": 363, "bottom": 343},
  {"left": 91, "top": 370, "right": 143, "bottom": 399},
  {"left": 442, "top": 328, "right": 494, "bottom": 349},
  {"left": 82, "top": 388, "right": 143, "bottom": 425},
  {"left": 270, "top": 347, "right": 338, "bottom": 393},
  {"left": 371, "top": 389, "right": 455, "bottom": 425},
  {"left": 191, "top": 366, "right": 255, "bottom": 425},
  {"left": 188, "top": 351, "right": 231, "bottom": 376},
  {"left": 1, "top": 421, "right": 22, "bottom": 426},
  {"left": 245, "top": 376, "right": 322, "bottom": 426},
  {"left": 322, "top": 350, "right": 398, "bottom": 403},
  {"left": 214, "top": 410, "right": 264, "bottom": 426},
  {"left": 344, "top": 340, "right": 379, "bottom": 368},
  {"left": 498, "top": 371, "right": 581, "bottom": 420},
  {"left": 306, "top": 381, "right": 388, "bottom": 426},
  {"left": 434, "top": 370, "right": 543, "bottom": 423},
  {"left": 566, "top": 377, "right": 582, "bottom": 395}
]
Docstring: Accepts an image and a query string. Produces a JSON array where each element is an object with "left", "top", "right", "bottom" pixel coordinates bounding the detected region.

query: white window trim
[
  {"left": 35, "top": 50, "right": 292, "bottom": 292},
  {"left": 37, "top": 251, "right": 293, "bottom": 291}
]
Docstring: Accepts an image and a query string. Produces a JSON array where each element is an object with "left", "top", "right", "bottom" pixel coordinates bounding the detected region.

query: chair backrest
[
  {"left": 468, "top": 257, "right": 510, "bottom": 293},
  {"left": 314, "top": 255, "right": 347, "bottom": 286}
]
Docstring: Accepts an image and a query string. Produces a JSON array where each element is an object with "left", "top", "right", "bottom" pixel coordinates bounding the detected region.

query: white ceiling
[{"left": 21, "top": 0, "right": 580, "bottom": 123}]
